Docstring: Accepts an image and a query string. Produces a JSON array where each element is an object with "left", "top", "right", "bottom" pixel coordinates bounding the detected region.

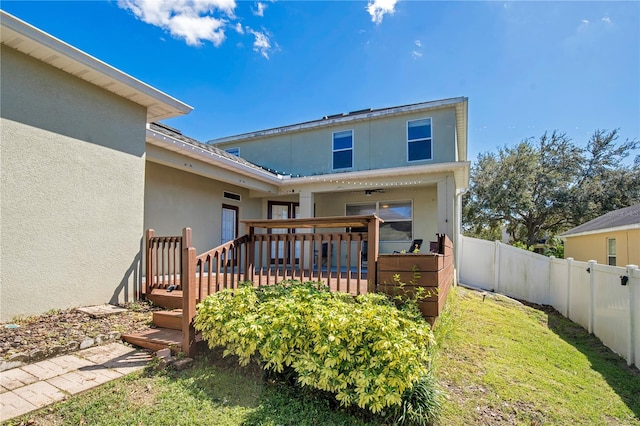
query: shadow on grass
[
  {"left": 148, "top": 347, "right": 381, "bottom": 426},
  {"left": 544, "top": 307, "right": 640, "bottom": 419}
]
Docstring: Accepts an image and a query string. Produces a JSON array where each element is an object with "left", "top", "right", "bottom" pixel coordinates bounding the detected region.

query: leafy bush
[{"left": 194, "top": 281, "right": 436, "bottom": 415}]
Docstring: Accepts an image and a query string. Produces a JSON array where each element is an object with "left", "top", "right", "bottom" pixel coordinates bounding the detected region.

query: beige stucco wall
[
  {"left": 144, "top": 161, "right": 262, "bottom": 253},
  {"left": 1, "top": 48, "right": 147, "bottom": 321},
  {"left": 564, "top": 229, "right": 640, "bottom": 266},
  {"left": 215, "top": 107, "right": 458, "bottom": 176}
]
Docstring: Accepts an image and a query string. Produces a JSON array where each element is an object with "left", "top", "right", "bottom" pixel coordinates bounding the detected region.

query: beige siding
[
  {"left": 216, "top": 107, "right": 458, "bottom": 176},
  {"left": 1, "top": 49, "right": 146, "bottom": 321},
  {"left": 564, "top": 229, "right": 640, "bottom": 266},
  {"left": 144, "top": 162, "right": 262, "bottom": 253}
]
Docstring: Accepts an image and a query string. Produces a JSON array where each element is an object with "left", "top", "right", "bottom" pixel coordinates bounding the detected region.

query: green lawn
[
  {"left": 435, "top": 287, "right": 640, "bottom": 425},
  {"left": 8, "top": 286, "right": 639, "bottom": 425}
]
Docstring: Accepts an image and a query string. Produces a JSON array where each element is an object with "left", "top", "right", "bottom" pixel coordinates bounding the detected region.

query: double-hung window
[
  {"left": 333, "top": 130, "right": 353, "bottom": 170},
  {"left": 607, "top": 238, "right": 616, "bottom": 266},
  {"left": 407, "top": 118, "right": 432, "bottom": 161}
]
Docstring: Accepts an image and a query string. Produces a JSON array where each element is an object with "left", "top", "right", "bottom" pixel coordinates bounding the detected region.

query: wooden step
[
  {"left": 146, "top": 288, "right": 183, "bottom": 310},
  {"left": 153, "top": 310, "right": 182, "bottom": 330},
  {"left": 122, "top": 328, "right": 182, "bottom": 353}
]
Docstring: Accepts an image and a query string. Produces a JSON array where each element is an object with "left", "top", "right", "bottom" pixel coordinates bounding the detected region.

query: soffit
[{"left": 1, "top": 11, "right": 192, "bottom": 122}]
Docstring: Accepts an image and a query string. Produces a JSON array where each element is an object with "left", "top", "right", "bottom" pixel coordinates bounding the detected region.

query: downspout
[{"left": 455, "top": 187, "right": 469, "bottom": 285}]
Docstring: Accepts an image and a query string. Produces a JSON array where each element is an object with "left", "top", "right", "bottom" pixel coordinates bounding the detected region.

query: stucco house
[
  {"left": 1, "top": 10, "right": 469, "bottom": 322},
  {"left": 561, "top": 204, "right": 640, "bottom": 266}
]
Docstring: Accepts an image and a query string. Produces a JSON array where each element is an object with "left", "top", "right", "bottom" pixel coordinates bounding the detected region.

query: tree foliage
[{"left": 464, "top": 129, "right": 639, "bottom": 246}]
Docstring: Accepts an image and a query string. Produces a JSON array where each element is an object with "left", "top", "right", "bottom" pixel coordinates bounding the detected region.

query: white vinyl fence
[{"left": 459, "top": 235, "right": 640, "bottom": 368}]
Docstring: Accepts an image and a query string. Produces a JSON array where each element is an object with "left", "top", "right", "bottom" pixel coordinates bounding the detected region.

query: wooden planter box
[{"left": 377, "top": 250, "right": 454, "bottom": 321}]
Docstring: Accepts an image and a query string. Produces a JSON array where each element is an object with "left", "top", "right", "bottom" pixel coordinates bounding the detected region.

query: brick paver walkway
[{"left": 0, "top": 342, "right": 152, "bottom": 422}]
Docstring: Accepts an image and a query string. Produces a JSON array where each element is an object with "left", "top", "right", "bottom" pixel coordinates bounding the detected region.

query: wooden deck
[{"left": 132, "top": 218, "right": 453, "bottom": 355}]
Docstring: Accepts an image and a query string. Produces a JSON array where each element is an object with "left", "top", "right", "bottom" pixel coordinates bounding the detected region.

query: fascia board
[
  {"left": 146, "top": 128, "right": 282, "bottom": 186},
  {"left": 1, "top": 10, "right": 192, "bottom": 121},
  {"left": 210, "top": 97, "right": 468, "bottom": 144},
  {"left": 561, "top": 224, "right": 640, "bottom": 239}
]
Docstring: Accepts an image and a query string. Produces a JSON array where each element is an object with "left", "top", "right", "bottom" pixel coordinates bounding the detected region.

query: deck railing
[
  {"left": 145, "top": 229, "right": 186, "bottom": 294},
  {"left": 147, "top": 215, "right": 383, "bottom": 355}
]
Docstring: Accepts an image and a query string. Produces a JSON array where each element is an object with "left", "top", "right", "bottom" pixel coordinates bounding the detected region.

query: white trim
[
  {"left": 561, "top": 223, "right": 640, "bottom": 239},
  {"left": 146, "top": 126, "right": 283, "bottom": 184},
  {"left": 1, "top": 10, "right": 192, "bottom": 121},
  {"left": 210, "top": 97, "right": 467, "bottom": 144},
  {"left": 407, "top": 117, "right": 433, "bottom": 162},
  {"left": 332, "top": 129, "right": 354, "bottom": 171}
]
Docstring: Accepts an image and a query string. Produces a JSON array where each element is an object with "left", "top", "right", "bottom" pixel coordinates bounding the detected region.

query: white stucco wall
[{"left": 1, "top": 47, "right": 147, "bottom": 321}]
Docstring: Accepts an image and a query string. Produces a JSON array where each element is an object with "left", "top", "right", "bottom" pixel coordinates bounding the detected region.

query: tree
[{"left": 463, "top": 129, "right": 639, "bottom": 247}]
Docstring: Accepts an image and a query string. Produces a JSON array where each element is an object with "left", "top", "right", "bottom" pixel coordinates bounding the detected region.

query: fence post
[
  {"left": 627, "top": 264, "right": 639, "bottom": 367},
  {"left": 493, "top": 241, "right": 501, "bottom": 293},
  {"left": 181, "top": 229, "right": 196, "bottom": 357},
  {"left": 145, "top": 229, "right": 155, "bottom": 295},
  {"left": 566, "top": 258, "right": 573, "bottom": 318},
  {"left": 588, "top": 260, "right": 597, "bottom": 334}
]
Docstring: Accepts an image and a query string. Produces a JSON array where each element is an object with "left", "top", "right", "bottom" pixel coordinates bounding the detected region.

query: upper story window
[
  {"left": 333, "top": 130, "right": 353, "bottom": 170},
  {"left": 407, "top": 118, "right": 432, "bottom": 162},
  {"left": 225, "top": 147, "right": 240, "bottom": 156},
  {"left": 607, "top": 238, "right": 616, "bottom": 266}
]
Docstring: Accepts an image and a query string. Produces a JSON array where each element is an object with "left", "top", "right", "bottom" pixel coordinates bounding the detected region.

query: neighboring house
[
  {"left": 1, "top": 11, "right": 470, "bottom": 321},
  {"left": 561, "top": 204, "right": 640, "bottom": 266}
]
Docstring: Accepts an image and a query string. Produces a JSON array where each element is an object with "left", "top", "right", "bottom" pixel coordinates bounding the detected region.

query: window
[
  {"left": 225, "top": 147, "right": 240, "bottom": 156},
  {"left": 333, "top": 130, "right": 353, "bottom": 170},
  {"left": 607, "top": 238, "right": 616, "bottom": 266},
  {"left": 346, "top": 201, "right": 412, "bottom": 241},
  {"left": 407, "top": 118, "right": 432, "bottom": 161}
]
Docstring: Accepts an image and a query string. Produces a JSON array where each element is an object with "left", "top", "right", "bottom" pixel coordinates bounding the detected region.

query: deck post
[
  {"left": 367, "top": 217, "right": 380, "bottom": 294},
  {"left": 145, "top": 229, "right": 155, "bottom": 295},
  {"left": 182, "top": 228, "right": 196, "bottom": 357}
]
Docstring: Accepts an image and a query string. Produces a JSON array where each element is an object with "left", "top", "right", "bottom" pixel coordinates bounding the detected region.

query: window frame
[
  {"left": 225, "top": 147, "right": 240, "bottom": 156},
  {"left": 607, "top": 238, "right": 616, "bottom": 266},
  {"left": 345, "top": 200, "right": 413, "bottom": 242},
  {"left": 406, "top": 117, "right": 433, "bottom": 162},
  {"left": 332, "top": 129, "right": 354, "bottom": 170}
]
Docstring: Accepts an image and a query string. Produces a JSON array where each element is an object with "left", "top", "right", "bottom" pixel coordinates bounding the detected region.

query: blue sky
[{"left": 3, "top": 1, "right": 638, "bottom": 162}]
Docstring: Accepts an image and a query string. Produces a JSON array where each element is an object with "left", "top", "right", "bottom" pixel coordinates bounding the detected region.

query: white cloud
[
  {"left": 248, "top": 28, "right": 271, "bottom": 59},
  {"left": 366, "top": 0, "right": 398, "bottom": 25},
  {"left": 253, "top": 2, "right": 267, "bottom": 17},
  {"left": 118, "top": 0, "right": 237, "bottom": 46},
  {"left": 602, "top": 16, "right": 611, "bottom": 24},
  {"left": 581, "top": 19, "right": 590, "bottom": 25},
  {"left": 415, "top": 40, "right": 422, "bottom": 47},
  {"left": 234, "top": 22, "right": 244, "bottom": 34},
  {"left": 411, "top": 50, "right": 422, "bottom": 59}
]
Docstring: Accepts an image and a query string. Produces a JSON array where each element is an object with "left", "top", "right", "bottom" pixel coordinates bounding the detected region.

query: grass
[
  {"left": 434, "top": 286, "right": 640, "bottom": 425},
  {"left": 7, "top": 286, "right": 639, "bottom": 425}
]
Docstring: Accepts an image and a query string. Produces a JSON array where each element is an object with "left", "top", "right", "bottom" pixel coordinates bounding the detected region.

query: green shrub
[{"left": 194, "top": 281, "right": 436, "bottom": 415}]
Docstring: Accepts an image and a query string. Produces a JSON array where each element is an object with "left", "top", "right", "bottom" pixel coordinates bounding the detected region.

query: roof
[
  {"left": 147, "top": 122, "right": 281, "bottom": 182},
  {"left": 561, "top": 204, "right": 640, "bottom": 237},
  {"left": 1, "top": 10, "right": 192, "bottom": 122},
  {"left": 209, "top": 97, "right": 469, "bottom": 162}
]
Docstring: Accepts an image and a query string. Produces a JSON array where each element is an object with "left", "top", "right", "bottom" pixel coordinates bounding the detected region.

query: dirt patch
[{"left": 1, "top": 301, "right": 159, "bottom": 363}]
